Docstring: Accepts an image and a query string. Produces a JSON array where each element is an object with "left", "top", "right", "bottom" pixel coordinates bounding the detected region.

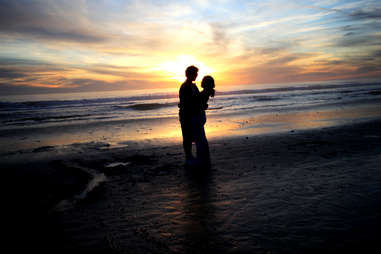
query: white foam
[
  {"left": 105, "top": 162, "right": 130, "bottom": 168},
  {"left": 53, "top": 173, "right": 107, "bottom": 212}
]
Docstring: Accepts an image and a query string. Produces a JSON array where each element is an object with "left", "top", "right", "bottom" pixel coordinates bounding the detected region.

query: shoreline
[{"left": 2, "top": 99, "right": 381, "bottom": 156}]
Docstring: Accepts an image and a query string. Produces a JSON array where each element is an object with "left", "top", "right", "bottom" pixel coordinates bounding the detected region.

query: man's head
[{"left": 185, "top": 65, "right": 198, "bottom": 81}]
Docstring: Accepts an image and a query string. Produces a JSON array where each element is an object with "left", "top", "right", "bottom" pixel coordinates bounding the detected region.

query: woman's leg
[{"left": 192, "top": 115, "right": 210, "bottom": 165}]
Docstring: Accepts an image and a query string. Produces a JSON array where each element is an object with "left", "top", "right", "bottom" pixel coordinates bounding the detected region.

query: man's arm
[{"left": 179, "top": 85, "right": 192, "bottom": 112}]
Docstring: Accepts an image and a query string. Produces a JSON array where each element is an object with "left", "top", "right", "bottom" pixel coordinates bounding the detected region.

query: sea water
[
  {"left": 0, "top": 79, "right": 380, "bottom": 153},
  {"left": 1, "top": 79, "right": 380, "bottom": 130}
]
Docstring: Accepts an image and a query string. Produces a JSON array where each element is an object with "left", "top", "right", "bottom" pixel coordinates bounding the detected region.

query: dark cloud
[
  {"left": 296, "top": 71, "right": 343, "bottom": 79},
  {"left": 239, "top": 47, "right": 288, "bottom": 57},
  {"left": 315, "top": 59, "right": 346, "bottom": 65},
  {"left": 12, "top": 27, "right": 106, "bottom": 43},
  {"left": 67, "top": 79, "right": 158, "bottom": 91},
  {"left": 373, "top": 50, "right": 381, "bottom": 58},
  {"left": 0, "top": 68, "right": 26, "bottom": 79},
  {"left": 266, "top": 55, "right": 300, "bottom": 65},
  {"left": 324, "top": 6, "right": 381, "bottom": 50},
  {"left": 305, "top": 5, "right": 346, "bottom": 15},
  {"left": 210, "top": 23, "right": 230, "bottom": 48},
  {"left": 309, "top": 5, "right": 381, "bottom": 22},
  {"left": 0, "top": 58, "right": 45, "bottom": 66},
  {"left": 335, "top": 34, "right": 381, "bottom": 47},
  {"left": 333, "top": 20, "right": 381, "bottom": 48},
  {"left": 0, "top": 78, "right": 162, "bottom": 95},
  {"left": 344, "top": 32, "right": 355, "bottom": 37},
  {"left": 350, "top": 8, "right": 381, "bottom": 21},
  {"left": 258, "top": 47, "right": 286, "bottom": 55},
  {"left": 341, "top": 25, "right": 357, "bottom": 32},
  {"left": 355, "top": 65, "right": 380, "bottom": 74},
  {"left": 0, "top": 84, "right": 47, "bottom": 95},
  {"left": 0, "top": 58, "right": 66, "bottom": 72},
  {"left": 0, "top": 59, "right": 60, "bottom": 86},
  {"left": 0, "top": 0, "right": 107, "bottom": 43}
]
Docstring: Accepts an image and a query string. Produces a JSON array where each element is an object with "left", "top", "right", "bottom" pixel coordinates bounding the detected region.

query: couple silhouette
[{"left": 178, "top": 66, "right": 215, "bottom": 167}]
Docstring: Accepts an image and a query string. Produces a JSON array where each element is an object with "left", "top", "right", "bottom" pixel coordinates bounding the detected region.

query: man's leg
[
  {"left": 183, "top": 137, "right": 192, "bottom": 159},
  {"left": 180, "top": 118, "right": 194, "bottom": 162}
]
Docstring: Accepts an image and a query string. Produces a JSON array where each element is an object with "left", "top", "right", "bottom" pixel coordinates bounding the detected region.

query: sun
[{"left": 159, "top": 55, "right": 214, "bottom": 82}]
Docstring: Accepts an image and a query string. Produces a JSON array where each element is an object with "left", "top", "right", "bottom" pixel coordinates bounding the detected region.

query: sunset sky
[{"left": 0, "top": 0, "right": 380, "bottom": 95}]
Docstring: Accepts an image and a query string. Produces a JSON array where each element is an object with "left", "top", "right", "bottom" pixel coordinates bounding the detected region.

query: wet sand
[{"left": 5, "top": 119, "right": 381, "bottom": 253}]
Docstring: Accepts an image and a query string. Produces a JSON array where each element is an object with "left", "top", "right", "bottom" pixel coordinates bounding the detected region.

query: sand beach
[{"left": 4, "top": 117, "right": 381, "bottom": 253}]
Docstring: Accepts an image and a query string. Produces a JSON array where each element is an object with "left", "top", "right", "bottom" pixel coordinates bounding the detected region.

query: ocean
[{"left": 1, "top": 79, "right": 381, "bottom": 154}]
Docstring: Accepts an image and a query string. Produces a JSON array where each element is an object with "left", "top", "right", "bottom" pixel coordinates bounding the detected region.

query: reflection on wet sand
[
  {"left": 182, "top": 167, "right": 231, "bottom": 253},
  {"left": 205, "top": 103, "right": 381, "bottom": 138},
  {"left": 3, "top": 102, "right": 380, "bottom": 155}
]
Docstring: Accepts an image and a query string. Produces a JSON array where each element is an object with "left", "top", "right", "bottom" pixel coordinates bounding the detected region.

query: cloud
[
  {"left": 350, "top": 7, "right": 381, "bottom": 20},
  {"left": 0, "top": 57, "right": 173, "bottom": 95},
  {"left": 0, "top": 68, "right": 26, "bottom": 79},
  {"left": 0, "top": 57, "right": 49, "bottom": 66},
  {"left": 11, "top": 27, "right": 106, "bottom": 44},
  {"left": 373, "top": 50, "right": 381, "bottom": 58},
  {"left": 0, "top": 78, "right": 167, "bottom": 95},
  {"left": 222, "top": 40, "right": 381, "bottom": 85},
  {"left": 230, "top": 64, "right": 304, "bottom": 84},
  {"left": 0, "top": 0, "right": 107, "bottom": 44},
  {"left": 335, "top": 34, "right": 381, "bottom": 47},
  {"left": 330, "top": 6, "right": 381, "bottom": 42},
  {"left": 266, "top": 55, "right": 300, "bottom": 65},
  {"left": 82, "top": 64, "right": 165, "bottom": 80},
  {"left": 210, "top": 23, "right": 229, "bottom": 47},
  {"left": 0, "top": 0, "right": 206, "bottom": 55},
  {"left": 0, "top": 0, "right": 380, "bottom": 95},
  {"left": 0, "top": 57, "right": 69, "bottom": 88}
]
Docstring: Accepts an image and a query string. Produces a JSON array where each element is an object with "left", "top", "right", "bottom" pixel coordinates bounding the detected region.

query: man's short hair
[{"left": 185, "top": 65, "right": 199, "bottom": 77}]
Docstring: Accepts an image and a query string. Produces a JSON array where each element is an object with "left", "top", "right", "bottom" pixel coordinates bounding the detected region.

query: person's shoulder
[
  {"left": 180, "top": 81, "right": 188, "bottom": 89},
  {"left": 180, "top": 82, "right": 192, "bottom": 91}
]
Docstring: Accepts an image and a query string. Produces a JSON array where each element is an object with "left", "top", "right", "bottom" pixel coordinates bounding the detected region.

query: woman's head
[
  {"left": 201, "top": 75, "right": 215, "bottom": 89},
  {"left": 201, "top": 75, "right": 215, "bottom": 97}
]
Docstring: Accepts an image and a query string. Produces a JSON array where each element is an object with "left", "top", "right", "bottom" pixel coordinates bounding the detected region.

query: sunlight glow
[
  {"left": 1, "top": 0, "right": 380, "bottom": 94},
  {"left": 159, "top": 55, "right": 214, "bottom": 82}
]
